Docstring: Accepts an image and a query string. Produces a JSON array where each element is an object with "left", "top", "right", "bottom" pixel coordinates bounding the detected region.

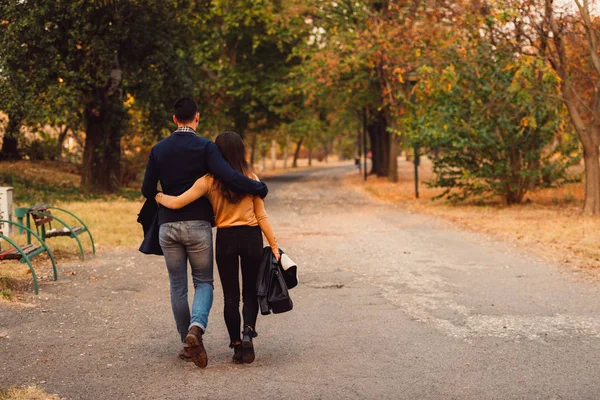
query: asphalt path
[{"left": 2, "top": 164, "right": 600, "bottom": 399}]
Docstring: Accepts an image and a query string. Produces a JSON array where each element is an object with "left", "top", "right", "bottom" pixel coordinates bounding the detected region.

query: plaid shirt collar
[{"left": 174, "top": 126, "right": 196, "bottom": 134}]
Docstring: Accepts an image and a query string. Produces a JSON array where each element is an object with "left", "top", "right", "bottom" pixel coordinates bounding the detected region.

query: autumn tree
[
  {"left": 534, "top": 0, "right": 600, "bottom": 215},
  {"left": 289, "top": 0, "right": 391, "bottom": 175},
  {"left": 505, "top": 0, "right": 600, "bottom": 214}
]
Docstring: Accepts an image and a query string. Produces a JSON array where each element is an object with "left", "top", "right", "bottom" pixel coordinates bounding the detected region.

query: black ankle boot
[
  {"left": 231, "top": 341, "right": 243, "bottom": 364},
  {"left": 242, "top": 326, "right": 257, "bottom": 364}
]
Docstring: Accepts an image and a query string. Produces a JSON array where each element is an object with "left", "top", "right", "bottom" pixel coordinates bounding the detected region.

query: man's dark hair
[{"left": 173, "top": 97, "right": 198, "bottom": 123}]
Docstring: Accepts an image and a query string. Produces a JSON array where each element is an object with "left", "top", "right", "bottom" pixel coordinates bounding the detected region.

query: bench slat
[
  {"left": 0, "top": 244, "right": 42, "bottom": 261},
  {"left": 46, "top": 226, "right": 82, "bottom": 238},
  {"left": 32, "top": 216, "right": 53, "bottom": 226}
]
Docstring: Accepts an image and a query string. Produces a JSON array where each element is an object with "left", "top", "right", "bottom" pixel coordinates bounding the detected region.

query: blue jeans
[{"left": 159, "top": 220, "right": 214, "bottom": 343}]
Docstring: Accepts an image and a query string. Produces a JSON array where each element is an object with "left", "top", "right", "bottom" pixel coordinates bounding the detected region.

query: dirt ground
[{"left": 1, "top": 165, "right": 600, "bottom": 399}]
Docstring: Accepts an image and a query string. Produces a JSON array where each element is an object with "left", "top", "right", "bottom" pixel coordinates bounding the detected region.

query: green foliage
[
  {"left": 415, "top": 38, "right": 579, "bottom": 204},
  {"left": 0, "top": 0, "right": 202, "bottom": 189},
  {"left": 193, "top": 0, "right": 305, "bottom": 136},
  {"left": 0, "top": 289, "right": 12, "bottom": 300}
]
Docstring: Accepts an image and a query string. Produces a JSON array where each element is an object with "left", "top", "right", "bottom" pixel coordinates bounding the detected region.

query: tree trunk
[
  {"left": 368, "top": 110, "right": 389, "bottom": 177},
  {"left": 387, "top": 117, "right": 399, "bottom": 182},
  {"left": 0, "top": 113, "right": 22, "bottom": 161},
  {"left": 284, "top": 134, "right": 289, "bottom": 169},
  {"left": 382, "top": 121, "right": 390, "bottom": 176},
  {"left": 292, "top": 137, "right": 304, "bottom": 168},
  {"left": 81, "top": 57, "right": 124, "bottom": 193},
  {"left": 82, "top": 100, "right": 123, "bottom": 192},
  {"left": 542, "top": 0, "right": 600, "bottom": 215},
  {"left": 249, "top": 133, "right": 257, "bottom": 167},
  {"left": 562, "top": 86, "right": 600, "bottom": 215},
  {"left": 368, "top": 124, "right": 377, "bottom": 175},
  {"left": 583, "top": 143, "right": 600, "bottom": 215},
  {"left": 388, "top": 132, "right": 399, "bottom": 182},
  {"left": 54, "top": 125, "right": 70, "bottom": 161},
  {"left": 271, "top": 140, "right": 277, "bottom": 170},
  {"left": 308, "top": 148, "right": 313, "bottom": 166}
]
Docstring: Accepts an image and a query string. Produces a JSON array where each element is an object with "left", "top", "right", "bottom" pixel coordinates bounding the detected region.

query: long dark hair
[{"left": 214, "top": 131, "right": 253, "bottom": 204}]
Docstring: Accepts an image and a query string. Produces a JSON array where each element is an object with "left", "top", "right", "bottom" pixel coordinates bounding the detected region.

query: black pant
[{"left": 215, "top": 226, "right": 263, "bottom": 344}]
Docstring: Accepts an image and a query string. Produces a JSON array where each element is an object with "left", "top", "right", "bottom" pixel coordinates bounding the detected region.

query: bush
[{"left": 415, "top": 43, "right": 579, "bottom": 204}]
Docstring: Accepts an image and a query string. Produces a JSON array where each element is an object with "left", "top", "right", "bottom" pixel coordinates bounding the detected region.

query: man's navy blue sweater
[{"left": 141, "top": 129, "right": 268, "bottom": 225}]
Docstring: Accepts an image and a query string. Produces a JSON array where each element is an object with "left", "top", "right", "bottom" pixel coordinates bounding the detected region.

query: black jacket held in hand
[
  {"left": 257, "top": 247, "right": 297, "bottom": 315},
  {"left": 141, "top": 129, "right": 268, "bottom": 226},
  {"left": 137, "top": 199, "right": 163, "bottom": 256}
]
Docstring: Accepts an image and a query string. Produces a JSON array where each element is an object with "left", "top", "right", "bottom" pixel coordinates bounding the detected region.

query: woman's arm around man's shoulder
[
  {"left": 205, "top": 141, "right": 268, "bottom": 198},
  {"left": 156, "top": 175, "right": 212, "bottom": 209}
]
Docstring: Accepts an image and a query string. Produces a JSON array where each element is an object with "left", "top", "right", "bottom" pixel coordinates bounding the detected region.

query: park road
[{"left": 2, "top": 164, "right": 600, "bottom": 399}]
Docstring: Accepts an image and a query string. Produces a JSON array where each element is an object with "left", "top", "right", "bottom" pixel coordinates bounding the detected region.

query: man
[{"left": 141, "top": 97, "right": 267, "bottom": 368}]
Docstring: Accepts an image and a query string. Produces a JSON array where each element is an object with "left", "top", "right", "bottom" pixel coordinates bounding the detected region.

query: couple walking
[{"left": 141, "top": 97, "right": 280, "bottom": 367}]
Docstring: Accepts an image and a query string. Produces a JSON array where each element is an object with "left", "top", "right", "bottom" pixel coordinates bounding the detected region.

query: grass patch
[
  {"left": 0, "top": 160, "right": 141, "bottom": 204},
  {"left": 0, "top": 289, "right": 12, "bottom": 300},
  {"left": 5, "top": 199, "right": 145, "bottom": 255},
  {"left": 0, "top": 386, "right": 59, "bottom": 400}
]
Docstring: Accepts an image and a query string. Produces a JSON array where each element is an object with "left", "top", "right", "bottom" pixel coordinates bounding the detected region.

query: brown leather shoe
[
  {"left": 231, "top": 341, "right": 243, "bottom": 364},
  {"left": 178, "top": 346, "right": 193, "bottom": 362},
  {"left": 242, "top": 326, "right": 256, "bottom": 364},
  {"left": 185, "top": 326, "right": 208, "bottom": 368}
]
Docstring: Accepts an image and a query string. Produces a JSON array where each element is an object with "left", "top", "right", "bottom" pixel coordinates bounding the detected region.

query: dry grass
[
  {"left": 7, "top": 199, "right": 144, "bottom": 255},
  {"left": 0, "top": 386, "right": 60, "bottom": 400},
  {"left": 46, "top": 200, "right": 145, "bottom": 250},
  {"left": 0, "top": 160, "right": 80, "bottom": 186},
  {"left": 347, "top": 158, "right": 600, "bottom": 278},
  {"left": 0, "top": 160, "right": 139, "bottom": 205}
]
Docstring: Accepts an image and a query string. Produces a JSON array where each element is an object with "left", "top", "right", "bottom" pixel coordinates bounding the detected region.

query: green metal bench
[
  {"left": 26, "top": 205, "right": 95, "bottom": 260},
  {"left": 0, "top": 220, "right": 58, "bottom": 295}
]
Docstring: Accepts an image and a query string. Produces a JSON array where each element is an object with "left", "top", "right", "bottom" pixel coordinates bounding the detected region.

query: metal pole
[
  {"left": 414, "top": 146, "right": 420, "bottom": 199},
  {"left": 356, "top": 128, "right": 362, "bottom": 174},
  {"left": 363, "top": 109, "right": 368, "bottom": 181}
]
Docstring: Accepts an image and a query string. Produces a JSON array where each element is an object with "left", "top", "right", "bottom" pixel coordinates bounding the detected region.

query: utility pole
[
  {"left": 408, "top": 71, "right": 420, "bottom": 198},
  {"left": 363, "top": 108, "right": 368, "bottom": 181},
  {"left": 271, "top": 140, "right": 277, "bottom": 170}
]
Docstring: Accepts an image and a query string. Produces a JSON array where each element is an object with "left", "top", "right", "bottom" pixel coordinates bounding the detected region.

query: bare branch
[{"left": 574, "top": 0, "right": 600, "bottom": 75}]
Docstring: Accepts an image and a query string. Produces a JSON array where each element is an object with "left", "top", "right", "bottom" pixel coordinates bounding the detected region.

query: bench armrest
[
  {"left": 44, "top": 207, "right": 91, "bottom": 232},
  {"left": 0, "top": 220, "right": 48, "bottom": 247}
]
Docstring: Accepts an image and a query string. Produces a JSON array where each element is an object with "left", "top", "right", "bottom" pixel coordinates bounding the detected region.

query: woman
[{"left": 155, "top": 131, "right": 279, "bottom": 364}]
